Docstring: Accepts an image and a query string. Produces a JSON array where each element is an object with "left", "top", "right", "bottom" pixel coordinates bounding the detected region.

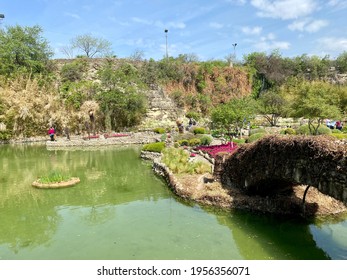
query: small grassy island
[{"left": 32, "top": 171, "right": 80, "bottom": 189}]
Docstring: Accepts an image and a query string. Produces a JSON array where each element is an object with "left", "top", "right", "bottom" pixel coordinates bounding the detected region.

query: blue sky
[{"left": 1, "top": 0, "right": 347, "bottom": 61}]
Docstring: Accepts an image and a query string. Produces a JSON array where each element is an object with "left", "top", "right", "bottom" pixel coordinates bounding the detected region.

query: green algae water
[{"left": 0, "top": 144, "right": 346, "bottom": 260}]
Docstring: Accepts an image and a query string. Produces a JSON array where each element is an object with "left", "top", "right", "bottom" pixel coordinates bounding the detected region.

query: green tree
[
  {"left": 71, "top": 34, "right": 112, "bottom": 58},
  {"left": 243, "top": 50, "right": 293, "bottom": 97},
  {"left": 336, "top": 52, "right": 347, "bottom": 73},
  {"left": 258, "top": 89, "right": 288, "bottom": 126},
  {"left": 0, "top": 25, "right": 53, "bottom": 76},
  {"left": 211, "top": 97, "right": 256, "bottom": 138},
  {"left": 97, "top": 61, "right": 146, "bottom": 130},
  {"left": 288, "top": 81, "right": 341, "bottom": 135},
  {"left": 60, "top": 58, "right": 88, "bottom": 82},
  {"left": 292, "top": 54, "right": 331, "bottom": 79}
]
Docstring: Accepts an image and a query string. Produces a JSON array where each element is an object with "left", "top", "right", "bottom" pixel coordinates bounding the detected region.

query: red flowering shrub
[
  {"left": 196, "top": 142, "right": 238, "bottom": 158},
  {"left": 104, "top": 133, "right": 130, "bottom": 138}
]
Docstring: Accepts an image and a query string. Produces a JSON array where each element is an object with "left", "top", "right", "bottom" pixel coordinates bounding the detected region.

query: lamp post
[
  {"left": 164, "top": 29, "right": 168, "bottom": 61},
  {"left": 232, "top": 43, "right": 237, "bottom": 65}
]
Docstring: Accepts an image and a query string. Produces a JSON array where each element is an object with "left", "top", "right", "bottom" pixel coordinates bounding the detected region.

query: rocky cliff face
[
  {"left": 54, "top": 58, "right": 186, "bottom": 130},
  {"left": 139, "top": 87, "right": 185, "bottom": 130}
]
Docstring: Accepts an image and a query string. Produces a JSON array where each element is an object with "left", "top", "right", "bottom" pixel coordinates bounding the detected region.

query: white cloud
[
  {"left": 167, "top": 21, "right": 186, "bottom": 29},
  {"left": 327, "top": 0, "right": 347, "bottom": 9},
  {"left": 131, "top": 17, "right": 186, "bottom": 29},
  {"left": 255, "top": 40, "right": 290, "bottom": 51},
  {"left": 210, "top": 22, "right": 224, "bottom": 29},
  {"left": 242, "top": 26, "right": 262, "bottom": 35},
  {"left": 64, "top": 12, "right": 81, "bottom": 20},
  {"left": 288, "top": 18, "right": 329, "bottom": 32},
  {"left": 250, "top": 0, "right": 318, "bottom": 20},
  {"left": 131, "top": 17, "right": 152, "bottom": 25},
  {"left": 253, "top": 32, "right": 290, "bottom": 51},
  {"left": 318, "top": 37, "right": 347, "bottom": 52},
  {"left": 267, "top": 32, "right": 276, "bottom": 40},
  {"left": 305, "top": 20, "right": 329, "bottom": 32}
]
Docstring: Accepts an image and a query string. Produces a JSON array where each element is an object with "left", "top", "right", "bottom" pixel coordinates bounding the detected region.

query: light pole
[
  {"left": 232, "top": 43, "right": 237, "bottom": 65},
  {"left": 0, "top": 14, "right": 4, "bottom": 26},
  {"left": 164, "top": 29, "right": 168, "bottom": 61}
]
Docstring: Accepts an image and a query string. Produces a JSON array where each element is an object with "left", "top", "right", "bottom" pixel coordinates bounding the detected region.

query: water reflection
[{"left": 0, "top": 144, "right": 346, "bottom": 259}]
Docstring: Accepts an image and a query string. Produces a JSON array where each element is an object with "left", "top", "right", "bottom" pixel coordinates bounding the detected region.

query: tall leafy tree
[
  {"left": 97, "top": 61, "right": 146, "bottom": 130},
  {"left": 257, "top": 89, "right": 288, "bottom": 126},
  {"left": 288, "top": 80, "right": 341, "bottom": 135},
  {"left": 211, "top": 97, "right": 256, "bottom": 138},
  {"left": 71, "top": 34, "right": 112, "bottom": 58},
  {"left": 0, "top": 25, "right": 53, "bottom": 76},
  {"left": 244, "top": 50, "right": 293, "bottom": 97}
]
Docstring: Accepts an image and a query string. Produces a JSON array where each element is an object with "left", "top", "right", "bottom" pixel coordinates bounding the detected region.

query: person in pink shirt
[{"left": 48, "top": 126, "right": 55, "bottom": 141}]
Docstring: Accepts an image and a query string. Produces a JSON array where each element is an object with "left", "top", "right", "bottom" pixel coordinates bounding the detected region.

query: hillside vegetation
[{"left": 1, "top": 24, "right": 347, "bottom": 140}]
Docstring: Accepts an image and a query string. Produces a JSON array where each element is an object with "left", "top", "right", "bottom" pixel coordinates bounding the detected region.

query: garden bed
[{"left": 195, "top": 142, "right": 238, "bottom": 158}]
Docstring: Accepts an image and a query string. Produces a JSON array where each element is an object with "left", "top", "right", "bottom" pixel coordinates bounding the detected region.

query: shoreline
[{"left": 142, "top": 151, "right": 347, "bottom": 219}]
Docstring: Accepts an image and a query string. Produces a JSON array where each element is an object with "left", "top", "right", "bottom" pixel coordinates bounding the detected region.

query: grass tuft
[{"left": 37, "top": 171, "right": 72, "bottom": 184}]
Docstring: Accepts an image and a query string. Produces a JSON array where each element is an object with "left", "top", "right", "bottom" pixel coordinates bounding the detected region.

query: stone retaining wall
[
  {"left": 152, "top": 159, "right": 192, "bottom": 200},
  {"left": 46, "top": 132, "right": 159, "bottom": 149}
]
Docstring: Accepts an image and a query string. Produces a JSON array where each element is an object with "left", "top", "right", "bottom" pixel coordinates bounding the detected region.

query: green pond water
[{"left": 0, "top": 144, "right": 346, "bottom": 260}]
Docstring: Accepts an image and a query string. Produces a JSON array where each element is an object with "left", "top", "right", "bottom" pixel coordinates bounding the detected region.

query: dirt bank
[{"left": 150, "top": 153, "right": 347, "bottom": 218}]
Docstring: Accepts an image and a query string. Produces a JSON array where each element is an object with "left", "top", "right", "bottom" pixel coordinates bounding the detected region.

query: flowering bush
[
  {"left": 104, "top": 133, "right": 130, "bottom": 138},
  {"left": 196, "top": 142, "right": 238, "bottom": 158}
]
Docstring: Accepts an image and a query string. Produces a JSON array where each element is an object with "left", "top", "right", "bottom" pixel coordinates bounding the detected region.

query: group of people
[{"left": 326, "top": 119, "right": 343, "bottom": 130}]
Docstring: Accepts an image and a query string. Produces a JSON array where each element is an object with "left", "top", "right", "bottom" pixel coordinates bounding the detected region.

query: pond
[{"left": 0, "top": 144, "right": 346, "bottom": 260}]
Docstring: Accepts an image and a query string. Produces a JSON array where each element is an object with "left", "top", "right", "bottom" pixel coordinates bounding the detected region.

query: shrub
[
  {"left": 331, "top": 128, "right": 341, "bottom": 134},
  {"left": 199, "top": 135, "right": 213, "bottom": 145},
  {"left": 193, "top": 127, "right": 206, "bottom": 134},
  {"left": 188, "top": 138, "right": 201, "bottom": 146},
  {"left": 249, "top": 128, "right": 266, "bottom": 135},
  {"left": 317, "top": 126, "right": 332, "bottom": 135},
  {"left": 196, "top": 142, "right": 238, "bottom": 158},
  {"left": 162, "top": 147, "right": 211, "bottom": 174},
  {"left": 171, "top": 90, "right": 185, "bottom": 107},
  {"left": 142, "top": 142, "right": 165, "bottom": 153},
  {"left": 342, "top": 126, "right": 347, "bottom": 133},
  {"left": 0, "top": 131, "right": 12, "bottom": 141},
  {"left": 331, "top": 133, "right": 347, "bottom": 140},
  {"left": 153, "top": 127, "right": 166, "bottom": 134},
  {"left": 247, "top": 133, "right": 265, "bottom": 143},
  {"left": 296, "top": 125, "right": 311, "bottom": 135},
  {"left": 232, "top": 138, "right": 246, "bottom": 144},
  {"left": 60, "top": 59, "right": 87, "bottom": 82},
  {"left": 211, "top": 130, "right": 222, "bottom": 138},
  {"left": 281, "top": 128, "right": 296, "bottom": 135},
  {"left": 178, "top": 139, "right": 189, "bottom": 146},
  {"left": 160, "top": 133, "right": 167, "bottom": 141},
  {"left": 185, "top": 111, "right": 200, "bottom": 121},
  {"left": 296, "top": 125, "right": 332, "bottom": 135}
]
